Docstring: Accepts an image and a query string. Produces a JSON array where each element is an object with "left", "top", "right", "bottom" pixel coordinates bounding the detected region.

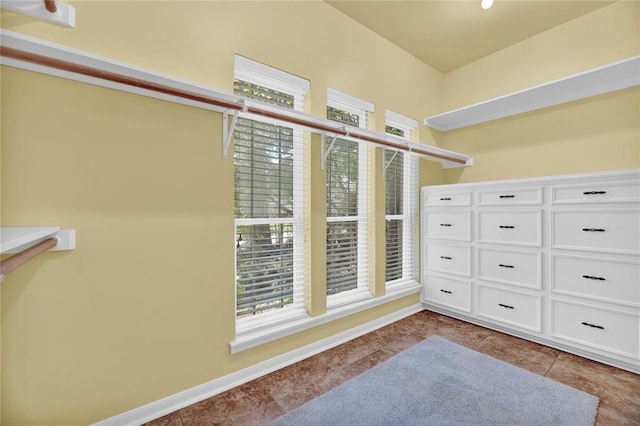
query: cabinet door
[
  {"left": 424, "top": 191, "right": 471, "bottom": 207},
  {"left": 425, "top": 243, "right": 471, "bottom": 277},
  {"left": 477, "top": 284, "right": 541, "bottom": 332},
  {"left": 551, "top": 210, "right": 640, "bottom": 254},
  {"left": 478, "top": 210, "right": 541, "bottom": 247},
  {"left": 551, "top": 299, "right": 640, "bottom": 359},
  {"left": 552, "top": 181, "right": 640, "bottom": 204},
  {"left": 423, "top": 275, "right": 471, "bottom": 313},
  {"left": 478, "top": 187, "right": 541, "bottom": 206},
  {"left": 425, "top": 211, "right": 471, "bottom": 242},
  {"left": 551, "top": 255, "right": 640, "bottom": 307},
  {"left": 478, "top": 248, "right": 541, "bottom": 289}
]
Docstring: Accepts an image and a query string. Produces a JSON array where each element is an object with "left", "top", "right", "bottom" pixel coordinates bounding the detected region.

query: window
[
  {"left": 385, "top": 111, "right": 419, "bottom": 286},
  {"left": 233, "top": 56, "right": 309, "bottom": 331},
  {"left": 326, "top": 89, "right": 374, "bottom": 306}
]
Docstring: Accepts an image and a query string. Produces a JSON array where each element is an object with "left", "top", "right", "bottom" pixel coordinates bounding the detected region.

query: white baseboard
[{"left": 92, "top": 303, "right": 424, "bottom": 426}]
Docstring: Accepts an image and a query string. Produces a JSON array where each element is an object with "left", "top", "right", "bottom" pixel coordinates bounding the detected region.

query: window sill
[{"left": 229, "top": 280, "right": 421, "bottom": 354}]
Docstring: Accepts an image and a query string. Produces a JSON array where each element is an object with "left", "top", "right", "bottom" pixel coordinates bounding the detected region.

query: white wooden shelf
[
  {"left": 425, "top": 55, "right": 640, "bottom": 132},
  {"left": 1, "top": 226, "right": 76, "bottom": 254},
  {"left": 1, "top": 1, "right": 76, "bottom": 28}
]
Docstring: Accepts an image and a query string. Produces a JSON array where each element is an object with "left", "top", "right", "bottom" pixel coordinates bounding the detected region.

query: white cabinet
[
  {"left": 478, "top": 248, "right": 541, "bottom": 289},
  {"left": 478, "top": 210, "right": 542, "bottom": 247},
  {"left": 477, "top": 284, "right": 542, "bottom": 332},
  {"left": 421, "top": 169, "right": 640, "bottom": 374},
  {"left": 550, "top": 300, "right": 639, "bottom": 359},
  {"left": 425, "top": 211, "right": 471, "bottom": 242},
  {"left": 423, "top": 275, "right": 472, "bottom": 313},
  {"left": 478, "top": 187, "right": 542, "bottom": 206},
  {"left": 424, "top": 191, "right": 471, "bottom": 207},
  {"left": 551, "top": 210, "right": 640, "bottom": 254},
  {"left": 425, "top": 243, "right": 471, "bottom": 277}
]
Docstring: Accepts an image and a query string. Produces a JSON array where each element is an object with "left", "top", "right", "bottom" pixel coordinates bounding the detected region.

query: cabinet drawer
[
  {"left": 552, "top": 181, "right": 640, "bottom": 204},
  {"left": 424, "top": 275, "right": 471, "bottom": 312},
  {"left": 426, "top": 211, "right": 471, "bottom": 242},
  {"left": 551, "top": 210, "right": 640, "bottom": 254},
  {"left": 424, "top": 191, "right": 471, "bottom": 207},
  {"left": 551, "top": 299, "right": 639, "bottom": 359},
  {"left": 425, "top": 243, "right": 471, "bottom": 277},
  {"left": 477, "top": 284, "right": 541, "bottom": 332},
  {"left": 478, "top": 210, "right": 541, "bottom": 247},
  {"left": 478, "top": 187, "right": 541, "bottom": 206},
  {"left": 551, "top": 255, "right": 640, "bottom": 307},
  {"left": 478, "top": 248, "right": 541, "bottom": 289}
]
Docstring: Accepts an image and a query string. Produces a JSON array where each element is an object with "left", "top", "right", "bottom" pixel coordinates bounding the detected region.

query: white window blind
[
  {"left": 326, "top": 89, "right": 374, "bottom": 304},
  {"left": 385, "top": 111, "right": 419, "bottom": 286},
  {"left": 234, "top": 56, "right": 308, "bottom": 330}
]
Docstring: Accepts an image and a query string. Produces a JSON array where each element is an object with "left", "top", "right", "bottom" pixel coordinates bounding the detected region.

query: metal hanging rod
[
  {"left": 0, "top": 238, "right": 58, "bottom": 283},
  {"left": 44, "top": 0, "right": 57, "bottom": 13},
  {"left": 0, "top": 30, "right": 472, "bottom": 167}
]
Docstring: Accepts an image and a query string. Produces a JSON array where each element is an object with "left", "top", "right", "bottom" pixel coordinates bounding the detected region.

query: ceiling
[{"left": 325, "top": 0, "right": 614, "bottom": 73}]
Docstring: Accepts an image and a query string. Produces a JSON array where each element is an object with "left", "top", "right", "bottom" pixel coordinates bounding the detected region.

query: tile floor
[{"left": 147, "top": 310, "right": 640, "bottom": 426}]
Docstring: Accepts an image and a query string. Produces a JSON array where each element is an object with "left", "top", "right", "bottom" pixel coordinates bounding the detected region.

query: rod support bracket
[
  {"left": 222, "top": 101, "right": 244, "bottom": 160},
  {"left": 382, "top": 149, "right": 399, "bottom": 177},
  {"left": 320, "top": 129, "right": 345, "bottom": 170}
]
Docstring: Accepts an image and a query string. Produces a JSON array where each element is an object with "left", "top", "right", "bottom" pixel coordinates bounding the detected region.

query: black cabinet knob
[
  {"left": 498, "top": 303, "right": 514, "bottom": 309},
  {"left": 581, "top": 322, "right": 605, "bottom": 330}
]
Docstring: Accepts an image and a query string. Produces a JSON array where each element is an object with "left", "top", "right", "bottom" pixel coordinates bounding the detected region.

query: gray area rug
[{"left": 269, "top": 336, "right": 599, "bottom": 426}]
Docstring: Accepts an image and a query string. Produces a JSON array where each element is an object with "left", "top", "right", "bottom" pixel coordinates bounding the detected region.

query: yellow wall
[
  {"left": 1, "top": 1, "right": 444, "bottom": 424},
  {"left": 441, "top": 1, "right": 639, "bottom": 184},
  {"left": 3, "top": 0, "right": 638, "bottom": 423}
]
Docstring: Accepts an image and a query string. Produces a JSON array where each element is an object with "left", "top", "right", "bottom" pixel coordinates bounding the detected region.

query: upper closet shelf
[
  {"left": 1, "top": 226, "right": 76, "bottom": 254},
  {"left": 425, "top": 55, "right": 640, "bottom": 132},
  {"left": 1, "top": 1, "right": 76, "bottom": 28}
]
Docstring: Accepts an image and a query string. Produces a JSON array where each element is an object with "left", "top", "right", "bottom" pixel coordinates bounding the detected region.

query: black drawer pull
[
  {"left": 582, "top": 228, "right": 605, "bottom": 232},
  {"left": 498, "top": 264, "right": 514, "bottom": 269},
  {"left": 440, "top": 256, "right": 452, "bottom": 260},
  {"left": 498, "top": 303, "right": 514, "bottom": 309},
  {"left": 440, "top": 289, "right": 452, "bottom": 294},
  {"left": 440, "top": 197, "right": 451, "bottom": 201},
  {"left": 581, "top": 322, "right": 605, "bottom": 330},
  {"left": 499, "top": 195, "right": 515, "bottom": 198},
  {"left": 440, "top": 223, "right": 452, "bottom": 227},
  {"left": 583, "top": 191, "right": 606, "bottom": 195},
  {"left": 499, "top": 225, "right": 515, "bottom": 229},
  {"left": 582, "top": 275, "right": 605, "bottom": 281}
]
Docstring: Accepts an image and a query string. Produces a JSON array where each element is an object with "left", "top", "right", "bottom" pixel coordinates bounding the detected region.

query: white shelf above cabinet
[
  {"left": 0, "top": 226, "right": 76, "bottom": 254},
  {"left": 425, "top": 55, "right": 640, "bottom": 132}
]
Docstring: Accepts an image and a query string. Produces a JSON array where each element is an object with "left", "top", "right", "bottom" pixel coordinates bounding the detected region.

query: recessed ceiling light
[{"left": 481, "top": 0, "right": 494, "bottom": 9}]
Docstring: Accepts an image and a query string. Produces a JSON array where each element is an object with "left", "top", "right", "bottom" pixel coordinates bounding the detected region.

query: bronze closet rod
[
  {"left": 0, "top": 46, "right": 466, "bottom": 165},
  {"left": 44, "top": 0, "right": 58, "bottom": 13},
  {"left": 0, "top": 238, "right": 58, "bottom": 282}
]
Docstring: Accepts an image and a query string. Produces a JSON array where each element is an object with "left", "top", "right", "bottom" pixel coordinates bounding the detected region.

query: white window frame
[
  {"left": 233, "top": 56, "right": 310, "bottom": 336},
  {"left": 326, "top": 88, "right": 375, "bottom": 309},
  {"left": 385, "top": 110, "right": 419, "bottom": 290}
]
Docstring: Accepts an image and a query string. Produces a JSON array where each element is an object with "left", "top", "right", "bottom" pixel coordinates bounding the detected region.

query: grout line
[{"left": 543, "top": 353, "right": 560, "bottom": 377}]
